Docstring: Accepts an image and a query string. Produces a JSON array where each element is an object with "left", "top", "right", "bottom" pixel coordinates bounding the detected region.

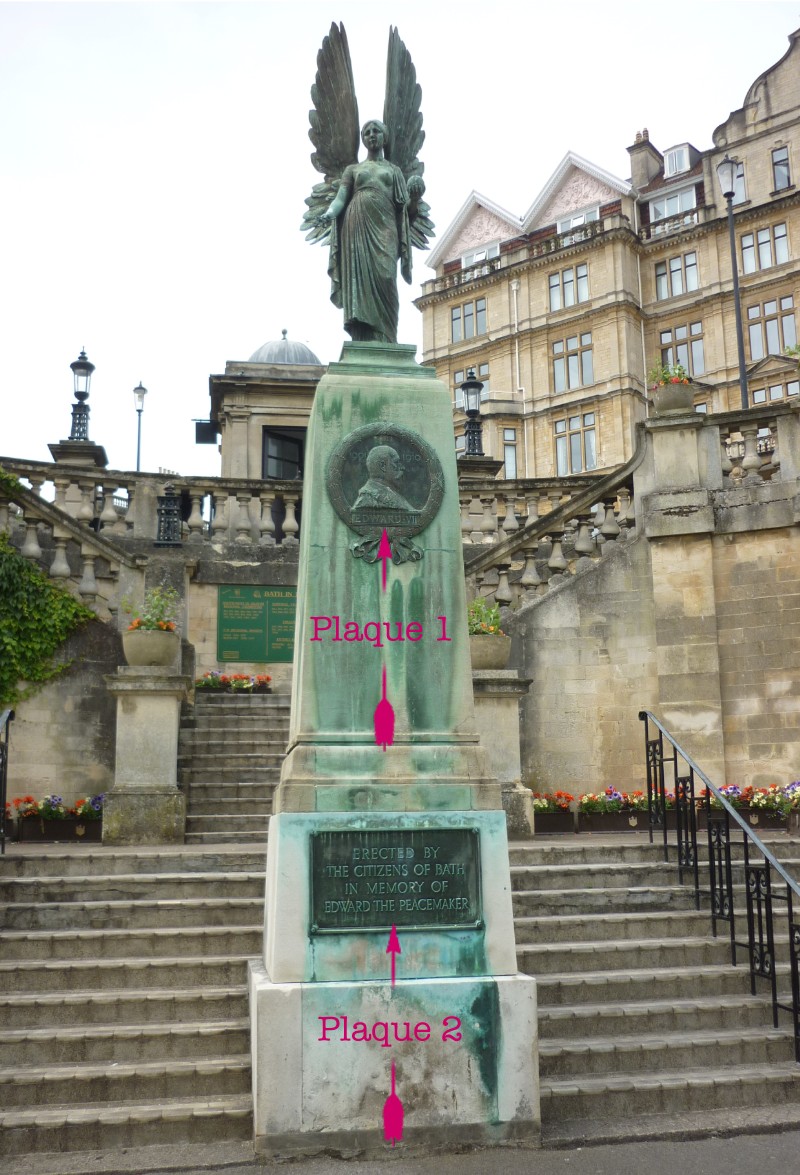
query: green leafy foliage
[{"left": 0, "top": 532, "right": 94, "bottom": 705}]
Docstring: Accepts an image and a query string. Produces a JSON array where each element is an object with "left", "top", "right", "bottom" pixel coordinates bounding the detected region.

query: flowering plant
[
  {"left": 531, "top": 791, "right": 575, "bottom": 813},
  {"left": 467, "top": 597, "right": 506, "bottom": 637},
  {"left": 579, "top": 788, "right": 655, "bottom": 812},
  {"left": 9, "top": 793, "right": 105, "bottom": 820},
  {"left": 122, "top": 585, "right": 180, "bottom": 633},
  {"left": 194, "top": 671, "right": 272, "bottom": 692},
  {"left": 649, "top": 361, "right": 690, "bottom": 388},
  {"left": 72, "top": 794, "right": 104, "bottom": 821}
]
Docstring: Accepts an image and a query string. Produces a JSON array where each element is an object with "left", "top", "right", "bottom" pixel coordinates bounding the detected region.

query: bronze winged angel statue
[{"left": 301, "top": 24, "right": 434, "bottom": 345}]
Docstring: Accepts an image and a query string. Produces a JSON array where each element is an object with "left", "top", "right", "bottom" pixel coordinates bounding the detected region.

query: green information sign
[{"left": 217, "top": 585, "right": 296, "bottom": 663}]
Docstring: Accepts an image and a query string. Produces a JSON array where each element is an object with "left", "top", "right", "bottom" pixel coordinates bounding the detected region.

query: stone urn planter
[
  {"left": 121, "top": 629, "right": 180, "bottom": 667},
  {"left": 652, "top": 381, "right": 694, "bottom": 415},
  {"left": 469, "top": 635, "right": 512, "bottom": 670}
]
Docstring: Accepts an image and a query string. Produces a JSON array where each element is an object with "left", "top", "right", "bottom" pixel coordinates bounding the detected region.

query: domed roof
[{"left": 248, "top": 329, "right": 321, "bottom": 366}]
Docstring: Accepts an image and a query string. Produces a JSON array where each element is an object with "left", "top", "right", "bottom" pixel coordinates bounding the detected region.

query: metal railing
[
  {"left": 0, "top": 708, "right": 14, "bottom": 856},
  {"left": 639, "top": 710, "right": 800, "bottom": 1062}
]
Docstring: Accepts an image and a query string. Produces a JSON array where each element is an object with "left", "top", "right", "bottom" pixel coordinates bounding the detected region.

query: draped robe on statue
[{"left": 327, "top": 159, "right": 412, "bottom": 345}]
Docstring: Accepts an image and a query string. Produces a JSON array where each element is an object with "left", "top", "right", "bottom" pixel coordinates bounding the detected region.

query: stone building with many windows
[{"left": 415, "top": 27, "right": 800, "bottom": 479}]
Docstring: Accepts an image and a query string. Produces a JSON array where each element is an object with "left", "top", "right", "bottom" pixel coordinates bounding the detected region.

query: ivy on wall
[{"left": 0, "top": 531, "right": 95, "bottom": 706}]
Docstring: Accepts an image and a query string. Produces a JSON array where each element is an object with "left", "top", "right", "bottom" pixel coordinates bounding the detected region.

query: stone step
[
  {"left": 2, "top": 1019, "right": 250, "bottom": 1067},
  {"left": 185, "top": 819, "right": 269, "bottom": 838},
  {"left": 0, "top": 871, "right": 266, "bottom": 903},
  {"left": 0, "top": 1094, "right": 252, "bottom": 1156},
  {"left": 511, "top": 885, "right": 697, "bottom": 915},
  {"left": 186, "top": 782, "right": 275, "bottom": 801},
  {"left": 184, "top": 831, "right": 269, "bottom": 845},
  {"left": 185, "top": 800, "right": 272, "bottom": 818},
  {"left": 510, "top": 861, "right": 677, "bottom": 891},
  {"left": 0, "top": 985, "right": 248, "bottom": 1028},
  {"left": 535, "top": 962, "right": 774, "bottom": 1006},
  {"left": 0, "top": 925, "right": 262, "bottom": 962},
  {"left": 2, "top": 898, "right": 263, "bottom": 932},
  {"left": 540, "top": 1062, "right": 800, "bottom": 1123},
  {"left": 513, "top": 909, "right": 710, "bottom": 945},
  {"left": 539, "top": 993, "right": 781, "bottom": 1038},
  {"left": 539, "top": 1025, "right": 795, "bottom": 1078},
  {"left": 191, "top": 696, "right": 289, "bottom": 710},
  {"left": 517, "top": 934, "right": 733, "bottom": 976},
  {"left": 0, "top": 954, "right": 254, "bottom": 994},
  {"left": 508, "top": 839, "right": 661, "bottom": 865},
  {"left": 179, "top": 753, "right": 284, "bottom": 769},
  {"left": 178, "top": 737, "right": 287, "bottom": 753},
  {"left": 0, "top": 847, "right": 266, "bottom": 878},
  {"left": 183, "top": 767, "right": 281, "bottom": 784},
  {"left": 0, "top": 1055, "right": 250, "bottom": 1107}
]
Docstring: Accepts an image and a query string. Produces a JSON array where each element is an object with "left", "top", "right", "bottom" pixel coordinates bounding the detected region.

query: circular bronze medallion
[{"left": 326, "top": 423, "right": 444, "bottom": 544}]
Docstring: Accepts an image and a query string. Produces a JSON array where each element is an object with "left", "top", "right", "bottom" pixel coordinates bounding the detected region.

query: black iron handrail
[
  {"left": 0, "top": 708, "right": 14, "bottom": 856},
  {"left": 639, "top": 709, "right": 800, "bottom": 1062}
]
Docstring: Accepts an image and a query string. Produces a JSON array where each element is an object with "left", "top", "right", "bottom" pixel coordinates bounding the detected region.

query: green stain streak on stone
[{"left": 469, "top": 981, "right": 500, "bottom": 1107}]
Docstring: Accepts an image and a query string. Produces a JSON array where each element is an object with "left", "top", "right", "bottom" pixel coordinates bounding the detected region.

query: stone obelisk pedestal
[{"left": 250, "top": 343, "right": 539, "bottom": 1155}]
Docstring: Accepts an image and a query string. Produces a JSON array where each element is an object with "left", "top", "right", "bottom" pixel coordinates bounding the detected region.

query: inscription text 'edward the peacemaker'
[{"left": 311, "top": 829, "right": 481, "bottom": 934}]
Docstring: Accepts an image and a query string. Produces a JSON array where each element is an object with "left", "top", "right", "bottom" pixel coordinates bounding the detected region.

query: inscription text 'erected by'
[{"left": 311, "top": 828, "right": 481, "bottom": 934}]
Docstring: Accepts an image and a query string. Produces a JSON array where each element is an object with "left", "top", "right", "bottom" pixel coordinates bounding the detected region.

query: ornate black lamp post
[
  {"left": 461, "top": 368, "right": 485, "bottom": 456},
  {"left": 716, "top": 155, "right": 749, "bottom": 411},
  {"left": 68, "top": 350, "right": 95, "bottom": 440},
  {"left": 133, "top": 382, "right": 148, "bottom": 472}
]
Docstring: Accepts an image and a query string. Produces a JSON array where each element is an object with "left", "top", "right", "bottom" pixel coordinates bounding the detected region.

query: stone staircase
[
  {"left": 511, "top": 835, "right": 800, "bottom": 1146},
  {"left": 0, "top": 844, "right": 265, "bottom": 1158},
  {"left": 179, "top": 692, "right": 290, "bottom": 844},
  {"left": 2, "top": 831, "right": 800, "bottom": 1161}
]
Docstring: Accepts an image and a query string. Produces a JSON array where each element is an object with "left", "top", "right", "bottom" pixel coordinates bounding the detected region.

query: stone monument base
[
  {"left": 249, "top": 968, "right": 540, "bottom": 1157},
  {"left": 102, "top": 787, "right": 185, "bottom": 845}
]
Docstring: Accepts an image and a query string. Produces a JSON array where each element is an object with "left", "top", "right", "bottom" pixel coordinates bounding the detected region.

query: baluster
[
  {"left": 79, "top": 552, "right": 98, "bottom": 603},
  {"left": 234, "top": 492, "right": 253, "bottom": 543},
  {"left": 20, "top": 516, "right": 43, "bottom": 561},
  {"left": 600, "top": 499, "right": 621, "bottom": 546},
  {"left": 519, "top": 540, "right": 542, "bottom": 593},
  {"left": 479, "top": 496, "right": 497, "bottom": 544},
  {"left": 720, "top": 433, "right": 734, "bottom": 482},
  {"left": 766, "top": 419, "right": 780, "bottom": 479},
  {"left": 523, "top": 493, "right": 540, "bottom": 527},
  {"left": 99, "top": 486, "right": 119, "bottom": 530},
  {"left": 459, "top": 493, "right": 472, "bottom": 542},
  {"left": 468, "top": 495, "right": 483, "bottom": 544},
  {"left": 211, "top": 492, "right": 229, "bottom": 539},
  {"left": 49, "top": 535, "right": 71, "bottom": 578},
  {"left": 187, "top": 493, "right": 205, "bottom": 543},
  {"left": 259, "top": 490, "right": 276, "bottom": 546},
  {"left": 500, "top": 495, "right": 519, "bottom": 537},
  {"left": 495, "top": 562, "right": 513, "bottom": 606},
  {"left": 573, "top": 511, "right": 595, "bottom": 572},
  {"left": 283, "top": 495, "right": 300, "bottom": 545},
  {"left": 616, "top": 487, "right": 633, "bottom": 540},
  {"left": 727, "top": 433, "right": 745, "bottom": 483},
  {"left": 111, "top": 487, "right": 129, "bottom": 535},
  {"left": 77, "top": 482, "right": 95, "bottom": 525},
  {"left": 52, "top": 477, "right": 69, "bottom": 514},
  {"left": 28, "top": 478, "right": 44, "bottom": 500},
  {"left": 740, "top": 426, "right": 763, "bottom": 485},
  {"left": 547, "top": 533, "right": 568, "bottom": 575}
]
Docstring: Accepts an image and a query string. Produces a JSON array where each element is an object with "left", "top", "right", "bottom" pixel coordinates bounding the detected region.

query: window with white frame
[
  {"left": 552, "top": 333, "right": 594, "bottom": 393},
  {"left": 747, "top": 295, "right": 797, "bottom": 360},
  {"left": 751, "top": 378, "right": 799, "bottom": 406},
  {"left": 649, "top": 187, "right": 697, "bottom": 233},
  {"left": 462, "top": 243, "right": 499, "bottom": 268},
  {"left": 664, "top": 145, "right": 689, "bottom": 177},
  {"left": 655, "top": 251, "right": 698, "bottom": 299},
  {"left": 741, "top": 223, "right": 788, "bottom": 273},
  {"left": 453, "top": 364, "right": 490, "bottom": 408},
  {"left": 451, "top": 298, "right": 487, "bottom": 343},
  {"left": 555, "top": 413, "right": 597, "bottom": 476},
  {"left": 549, "top": 263, "right": 589, "bottom": 311},
  {"left": 731, "top": 162, "right": 746, "bottom": 205},
  {"left": 660, "top": 321, "right": 705, "bottom": 377},
  {"left": 558, "top": 207, "right": 599, "bottom": 234},
  {"left": 503, "top": 428, "right": 517, "bottom": 479},
  {"left": 772, "top": 146, "right": 791, "bottom": 192}
]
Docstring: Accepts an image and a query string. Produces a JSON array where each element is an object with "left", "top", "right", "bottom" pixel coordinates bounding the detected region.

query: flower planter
[
  {"left": 534, "top": 810, "right": 575, "bottom": 835},
  {"left": 652, "top": 382, "right": 694, "bottom": 415},
  {"left": 122, "top": 630, "right": 180, "bottom": 667},
  {"left": 16, "top": 817, "right": 103, "bottom": 843},
  {"left": 578, "top": 812, "right": 646, "bottom": 833},
  {"left": 469, "top": 635, "right": 512, "bottom": 670}
]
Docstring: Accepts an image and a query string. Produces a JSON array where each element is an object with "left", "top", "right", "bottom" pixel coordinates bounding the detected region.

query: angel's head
[{"left": 361, "top": 120, "right": 387, "bottom": 154}]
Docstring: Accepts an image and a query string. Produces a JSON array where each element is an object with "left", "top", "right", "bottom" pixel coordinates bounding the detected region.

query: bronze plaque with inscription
[{"left": 310, "top": 828, "right": 482, "bottom": 934}]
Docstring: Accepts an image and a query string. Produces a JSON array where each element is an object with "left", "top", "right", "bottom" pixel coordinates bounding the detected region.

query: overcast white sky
[{"left": 1, "top": 1, "right": 797, "bottom": 477}]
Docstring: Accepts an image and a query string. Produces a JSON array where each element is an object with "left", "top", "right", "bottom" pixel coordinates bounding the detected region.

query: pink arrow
[
  {"left": 373, "top": 665, "right": 395, "bottom": 752},
  {"left": 383, "top": 1059, "right": 404, "bottom": 1147},
  {"left": 386, "top": 924, "right": 401, "bottom": 986},
  {"left": 378, "top": 529, "right": 392, "bottom": 592}
]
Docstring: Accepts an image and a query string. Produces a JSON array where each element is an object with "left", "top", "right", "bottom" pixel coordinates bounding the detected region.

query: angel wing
[
  {"left": 383, "top": 27, "right": 434, "bottom": 251},
  {"left": 301, "top": 23, "right": 360, "bottom": 244}
]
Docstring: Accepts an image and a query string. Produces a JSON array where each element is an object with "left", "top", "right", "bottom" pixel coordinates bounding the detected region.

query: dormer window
[
  {"left": 664, "top": 145, "right": 690, "bottom": 177},
  {"left": 558, "top": 207, "right": 599, "bottom": 235},
  {"left": 462, "top": 243, "right": 499, "bottom": 269}
]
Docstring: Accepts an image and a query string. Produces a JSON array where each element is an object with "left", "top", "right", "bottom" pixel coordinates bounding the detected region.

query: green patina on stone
[{"left": 469, "top": 982, "right": 501, "bottom": 1106}]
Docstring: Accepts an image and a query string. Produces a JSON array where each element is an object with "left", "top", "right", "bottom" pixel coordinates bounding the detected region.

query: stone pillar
[
  {"left": 472, "top": 669, "right": 534, "bottom": 837},
  {"left": 103, "top": 668, "right": 190, "bottom": 844}
]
